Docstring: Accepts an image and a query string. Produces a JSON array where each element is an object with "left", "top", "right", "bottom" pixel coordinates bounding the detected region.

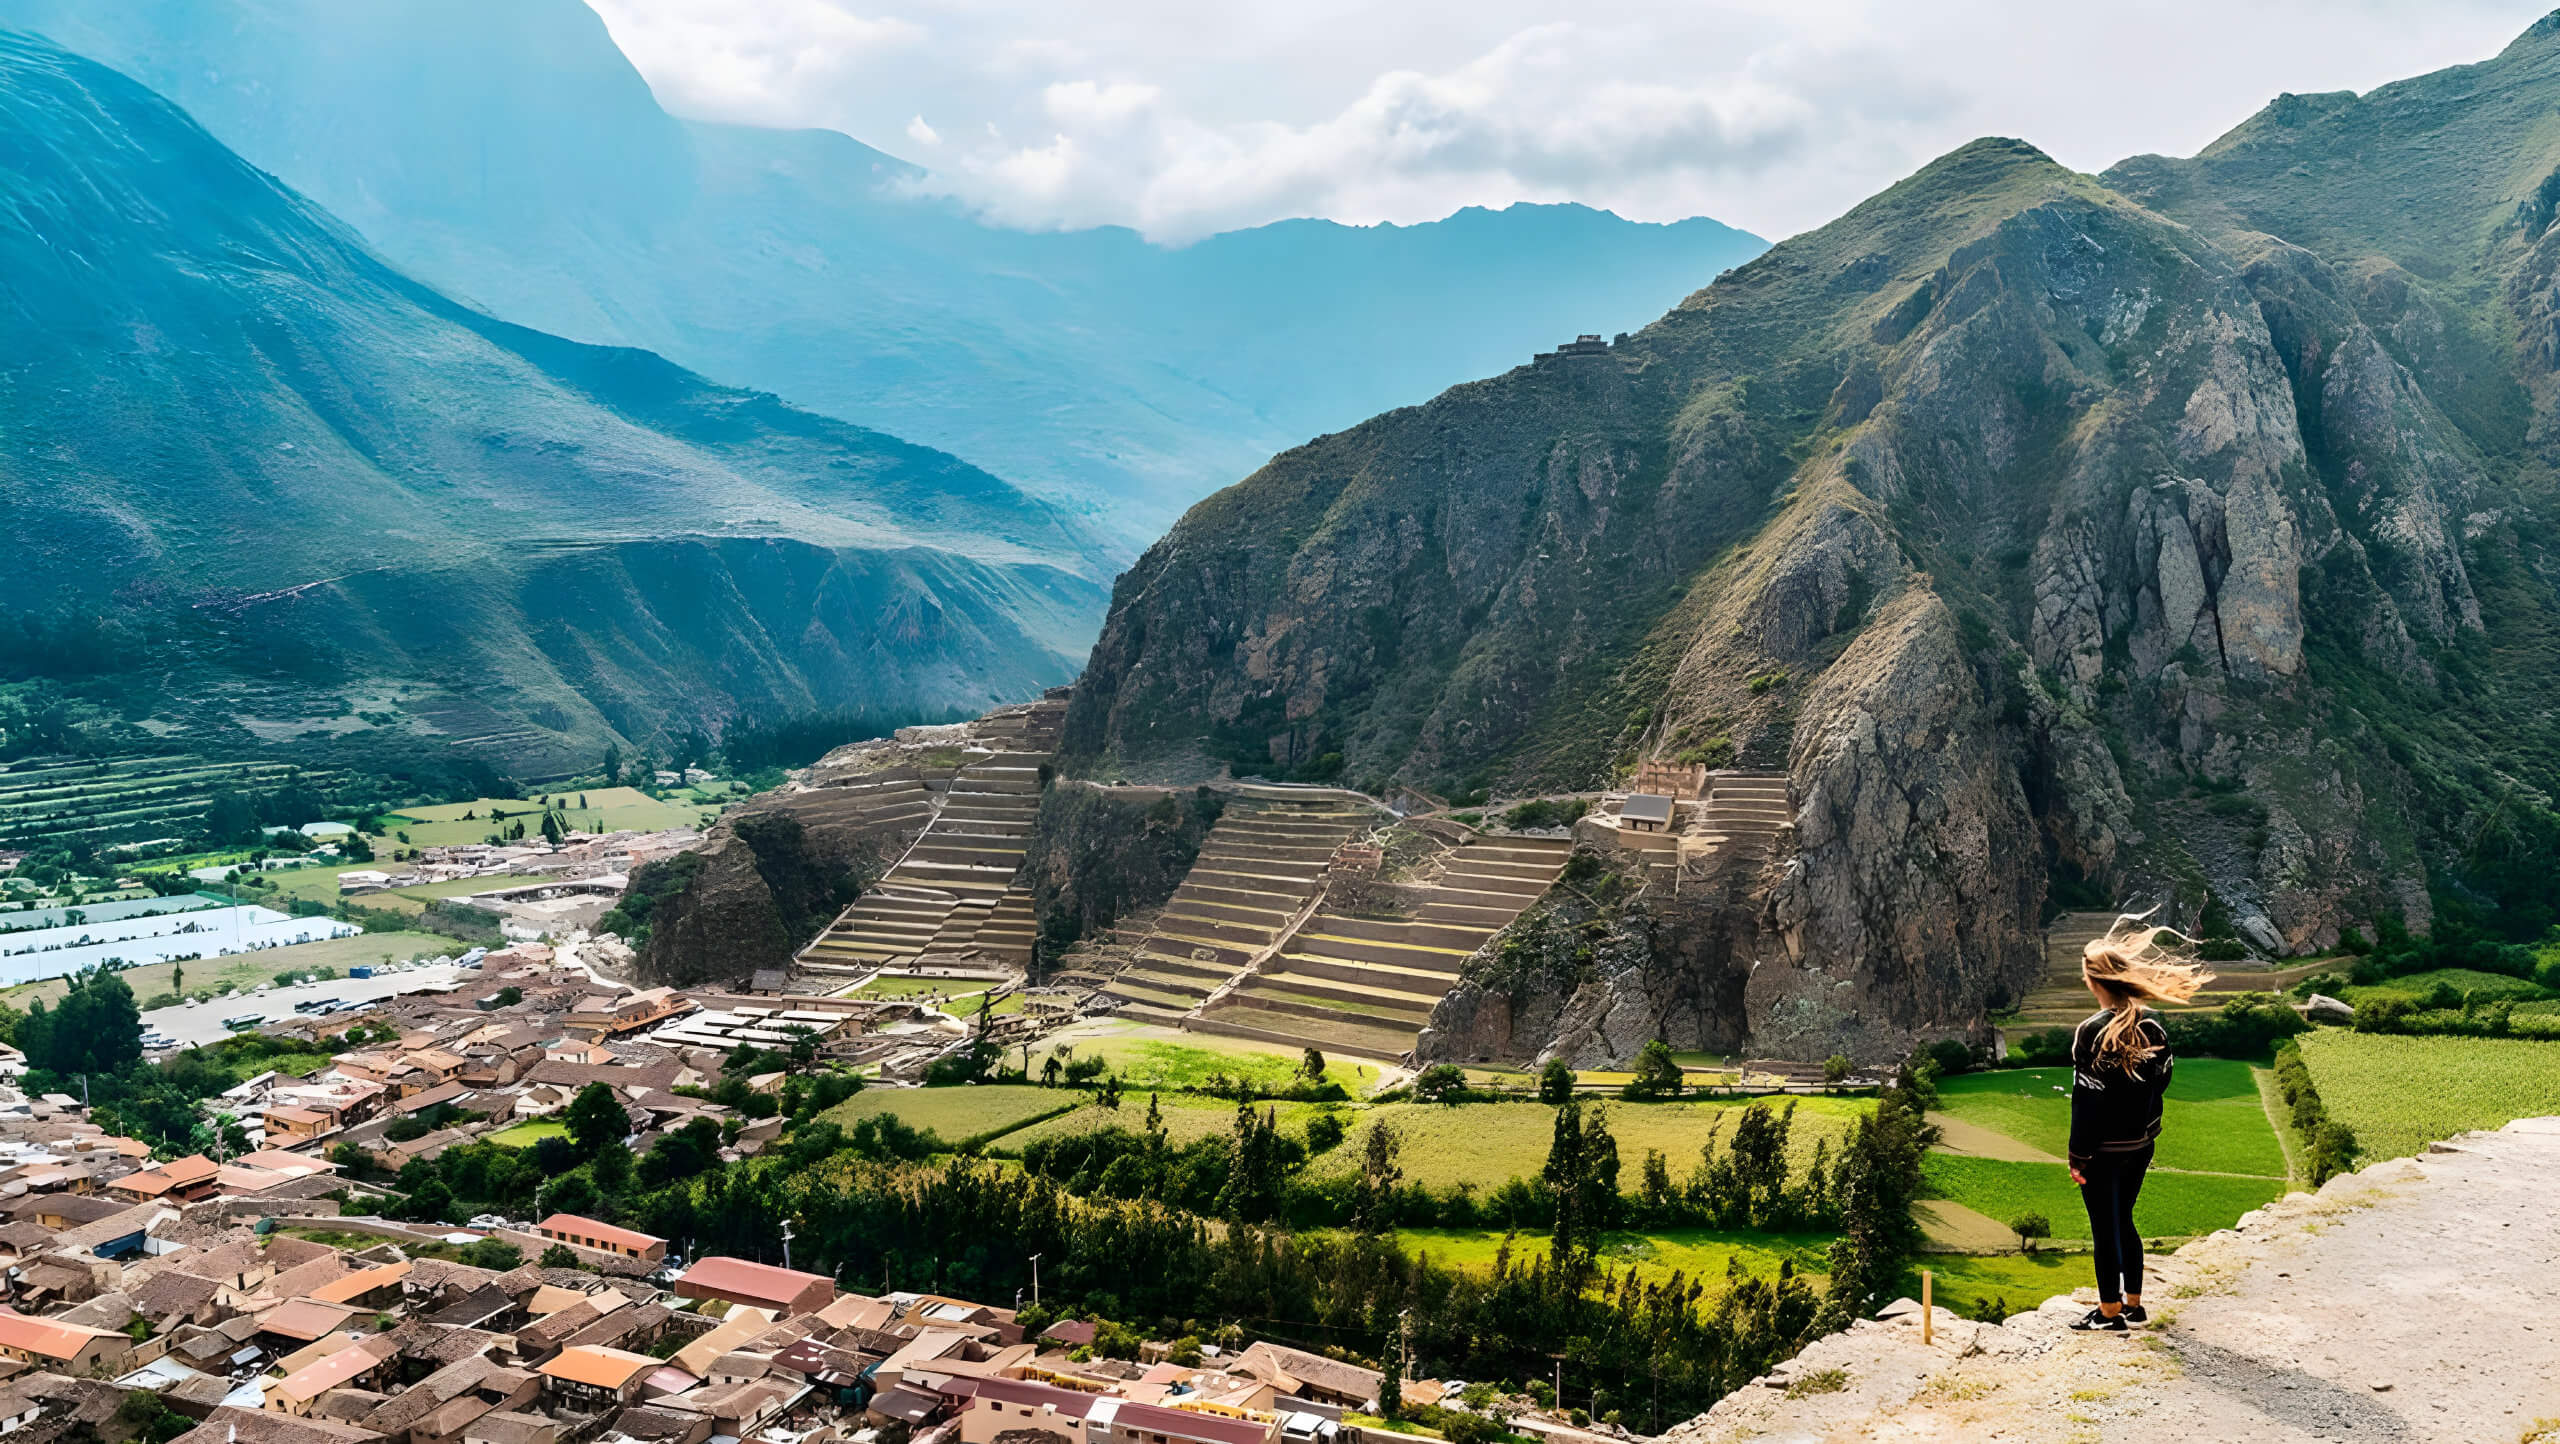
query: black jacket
[{"left": 2067, "top": 1008, "right": 2172, "bottom": 1166}]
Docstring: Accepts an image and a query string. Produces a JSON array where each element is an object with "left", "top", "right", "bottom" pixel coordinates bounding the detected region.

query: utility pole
[
  {"left": 1028, "top": 1253, "right": 1042, "bottom": 1308},
  {"left": 779, "top": 1219, "right": 795, "bottom": 1273}
]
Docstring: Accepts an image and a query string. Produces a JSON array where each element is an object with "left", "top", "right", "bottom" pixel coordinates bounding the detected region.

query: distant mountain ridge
[
  {"left": 0, "top": 31, "right": 1105, "bottom": 776},
  {"left": 0, "top": 0, "right": 1767, "bottom": 542}
]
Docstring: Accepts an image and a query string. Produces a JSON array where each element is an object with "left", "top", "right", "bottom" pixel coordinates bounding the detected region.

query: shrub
[
  {"left": 1414, "top": 1064, "right": 1468, "bottom": 1103},
  {"left": 1923, "top": 1038, "right": 1974, "bottom": 1077},
  {"left": 2011, "top": 1028, "right": 2072, "bottom": 1066},
  {"left": 1537, "top": 1058, "right": 1575, "bottom": 1104},
  {"left": 2009, "top": 1211, "right": 2051, "bottom": 1254},
  {"left": 1620, "top": 1040, "right": 1683, "bottom": 1100},
  {"left": 1304, "top": 1111, "right": 1347, "bottom": 1154},
  {"left": 2198, "top": 938, "right": 2250, "bottom": 962},
  {"left": 1501, "top": 798, "right": 1590, "bottom": 832},
  {"left": 1823, "top": 1054, "right": 1852, "bottom": 1085}
]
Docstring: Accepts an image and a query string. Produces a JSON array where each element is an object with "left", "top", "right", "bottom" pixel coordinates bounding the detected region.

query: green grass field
[
  {"left": 851, "top": 977, "right": 1027, "bottom": 1016},
  {"left": 1919, "top": 1154, "right": 2286, "bottom": 1240},
  {"left": 1907, "top": 1251, "right": 2086, "bottom": 1319},
  {"left": 381, "top": 787, "right": 715, "bottom": 847},
  {"left": 821, "top": 1085, "right": 1080, "bottom": 1147},
  {"left": 485, "top": 1120, "right": 569, "bottom": 1148},
  {"left": 995, "top": 1093, "right": 1325, "bottom": 1151},
  {"left": 1394, "top": 1225, "right": 1835, "bottom": 1291},
  {"left": 1307, "top": 1096, "right": 1871, "bottom": 1192},
  {"left": 1932, "top": 1061, "right": 2286, "bottom": 1177},
  {"left": 1040, "top": 1025, "right": 1384, "bottom": 1095},
  {"left": 2294, "top": 1031, "right": 2560, "bottom": 1162}
]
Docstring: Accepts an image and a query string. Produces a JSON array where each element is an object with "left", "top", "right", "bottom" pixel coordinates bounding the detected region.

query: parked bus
[{"left": 223, "top": 1013, "right": 265, "bottom": 1030}]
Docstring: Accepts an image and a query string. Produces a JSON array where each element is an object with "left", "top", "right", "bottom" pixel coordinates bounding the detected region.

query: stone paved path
[{"left": 1671, "top": 1116, "right": 2560, "bottom": 1443}]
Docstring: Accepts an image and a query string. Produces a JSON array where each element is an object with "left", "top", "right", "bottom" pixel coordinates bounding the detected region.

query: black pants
[{"left": 2078, "top": 1144, "right": 2153, "bottom": 1304}]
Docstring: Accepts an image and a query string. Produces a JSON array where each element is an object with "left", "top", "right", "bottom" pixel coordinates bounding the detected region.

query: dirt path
[
  {"left": 1926, "top": 1113, "right": 2064, "bottom": 1163},
  {"left": 1671, "top": 1116, "right": 2560, "bottom": 1442}
]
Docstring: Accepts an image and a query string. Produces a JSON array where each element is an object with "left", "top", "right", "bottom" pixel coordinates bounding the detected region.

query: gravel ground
[{"left": 1672, "top": 1115, "right": 2560, "bottom": 1442}]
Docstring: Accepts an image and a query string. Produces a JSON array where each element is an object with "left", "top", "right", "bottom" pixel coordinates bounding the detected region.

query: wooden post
[{"left": 1921, "top": 1270, "right": 1933, "bottom": 1345}]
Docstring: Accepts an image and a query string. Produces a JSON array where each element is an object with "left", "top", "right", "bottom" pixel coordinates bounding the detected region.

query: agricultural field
[
  {"left": 821, "top": 1084, "right": 1079, "bottom": 1147},
  {"left": 996, "top": 1093, "right": 1325, "bottom": 1151},
  {"left": 0, "top": 753, "right": 344, "bottom": 847},
  {"left": 1306, "top": 1096, "right": 1872, "bottom": 1193},
  {"left": 1932, "top": 1061, "right": 2288, "bottom": 1177},
  {"left": 2338, "top": 968, "right": 2559, "bottom": 1015},
  {"left": 380, "top": 786, "right": 716, "bottom": 847},
  {"left": 1393, "top": 1225, "right": 1835, "bottom": 1292},
  {"left": 1918, "top": 1154, "right": 2287, "bottom": 1240},
  {"left": 1037, "top": 1023, "right": 1385, "bottom": 1095},
  {"left": 2293, "top": 1032, "right": 2560, "bottom": 1162}
]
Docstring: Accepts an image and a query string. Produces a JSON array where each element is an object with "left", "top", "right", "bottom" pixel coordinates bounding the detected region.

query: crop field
[
  {"left": 1933, "top": 1061, "right": 2287, "bottom": 1177},
  {"left": 995, "top": 1094, "right": 1325, "bottom": 1151},
  {"left": 381, "top": 786, "right": 715, "bottom": 847},
  {"left": 1307, "top": 1096, "right": 1872, "bottom": 1192},
  {"left": 1918, "top": 1154, "right": 2286, "bottom": 1240},
  {"left": 2293, "top": 1032, "right": 2560, "bottom": 1161},
  {"left": 1039, "top": 1023, "right": 1385, "bottom": 1094},
  {"left": 1393, "top": 1225, "right": 1835, "bottom": 1291},
  {"left": 0, "top": 753, "right": 344, "bottom": 846},
  {"left": 821, "top": 1084, "right": 1078, "bottom": 1146}
]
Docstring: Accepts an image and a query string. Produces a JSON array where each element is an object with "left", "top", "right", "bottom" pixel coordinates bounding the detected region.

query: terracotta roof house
[
  {"left": 1090, "top": 1400, "right": 1277, "bottom": 1444},
  {"left": 1231, "top": 1344, "right": 1380, "bottom": 1410},
  {"left": 270, "top": 1334, "right": 399, "bottom": 1416},
  {"left": 0, "top": 1309, "right": 134, "bottom": 1376},
  {"left": 671, "top": 1257, "right": 832, "bottom": 1316},
  {"left": 961, "top": 1376, "right": 1111, "bottom": 1444},
  {"left": 106, "top": 1153, "right": 222, "bottom": 1204},
  {"left": 538, "top": 1345, "right": 658, "bottom": 1407},
  {"left": 533, "top": 1214, "right": 666, "bottom": 1265}
]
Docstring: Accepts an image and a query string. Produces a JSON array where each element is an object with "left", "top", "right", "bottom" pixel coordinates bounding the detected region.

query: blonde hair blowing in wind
[{"left": 2080, "top": 913, "right": 2216, "bottom": 1068}]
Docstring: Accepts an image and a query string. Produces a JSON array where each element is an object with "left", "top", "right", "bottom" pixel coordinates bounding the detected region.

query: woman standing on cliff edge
[{"left": 2065, "top": 917, "right": 2213, "bottom": 1332}]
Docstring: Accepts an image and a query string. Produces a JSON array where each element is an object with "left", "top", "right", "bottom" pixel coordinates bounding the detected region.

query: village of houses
[{"left": 0, "top": 930, "right": 1400, "bottom": 1444}]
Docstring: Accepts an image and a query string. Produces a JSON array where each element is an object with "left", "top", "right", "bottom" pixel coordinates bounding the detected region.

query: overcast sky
[{"left": 585, "top": 0, "right": 2548, "bottom": 244}]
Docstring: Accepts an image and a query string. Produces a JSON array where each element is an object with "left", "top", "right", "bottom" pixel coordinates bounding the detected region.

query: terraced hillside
[
  {"left": 0, "top": 753, "right": 343, "bottom": 846},
  {"left": 1096, "top": 788, "right": 1379, "bottom": 1023},
  {"left": 1194, "top": 834, "right": 1575, "bottom": 1061},
  {"left": 795, "top": 702, "right": 1064, "bottom": 972}
]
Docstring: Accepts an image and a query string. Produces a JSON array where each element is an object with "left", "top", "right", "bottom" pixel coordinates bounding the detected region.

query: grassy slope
[
  {"left": 820, "top": 1085, "right": 1078, "bottom": 1147},
  {"left": 1919, "top": 1154, "right": 2285, "bottom": 1241},
  {"left": 2294, "top": 1032, "right": 2560, "bottom": 1161}
]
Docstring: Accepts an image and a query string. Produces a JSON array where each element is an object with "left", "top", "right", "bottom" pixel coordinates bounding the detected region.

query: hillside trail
[{"left": 1671, "top": 1116, "right": 2560, "bottom": 1442}]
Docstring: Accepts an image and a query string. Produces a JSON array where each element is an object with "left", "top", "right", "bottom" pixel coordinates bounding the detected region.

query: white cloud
[{"left": 584, "top": 0, "right": 2546, "bottom": 243}]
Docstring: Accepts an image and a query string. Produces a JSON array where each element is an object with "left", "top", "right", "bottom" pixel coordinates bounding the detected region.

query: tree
[
  {"left": 1096, "top": 1074, "right": 1123, "bottom": 1110},
  {"left": 564, "top": 1083, "right": 631, "bottom": 1159},
  {"left": 1380, "top": 1318, "right": 1406, "bottom": 1420},
  {"left": 1538, "top": 1058, "right": 1575, "bottom": 1104},
  {"left": 540, "top": 1170, "right": 602, "bottom": 1220},
  {"left": 540, "top": 811, "right": 564, "bottom": 845},
  {"left": 1820, "top": 1063, "right": 1941, "bottom": 1327},
  {"left": 1350, "top": 1118, "right": 1403, "bottom": 1234},
  {"left": 591, "top": 1139, "right": 635, "bottom": 1194},
  {"left": 1823, "top": 1055, "right": 1853, "bottom": 1086},
  {"left": 18, "top": 966, "right": 143, "bottom": 1076},
  {"left": 459, "top": 1238, "right": 522, "bottom": 1271},
  {"left": 602, "top": 744, "right": 623, "bottom": 787},
  {"left": 1040, "top": 1055, "right": 1062, "bottom": 1088},
  {"left": 404, "top": 1177, "right": 456, "bottom": 1224},
  {"left": 1414, "top": 1063, "right": 1467, "bottom": 1103},
  {"left": 1542, "top": 1097, "right": 1620, "bottom": 1268},
  {"left": 1300, "top": 1046, "right": 1327, "bottom": 1081},
  {"left": 1621, "top": 1040, "right": 1682, "bottom": 1100},
  {"left": 1216, "top": 1100, "right": 1289, "bottom": 1224},
  {"left": 539, "top": 1244, "right": 583, "bottom": 1270},
  {"left": 2009, "top": 1212, "right": 2051, "bottom": 1255}
]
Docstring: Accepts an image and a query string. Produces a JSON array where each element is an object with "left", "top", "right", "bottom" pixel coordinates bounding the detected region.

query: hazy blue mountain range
[
  {"left": 0, "top": 0, "right": 1767, "bottom": 542},
  {"left": 0, "top": 31, "right": 1105, "bottom": 777}
]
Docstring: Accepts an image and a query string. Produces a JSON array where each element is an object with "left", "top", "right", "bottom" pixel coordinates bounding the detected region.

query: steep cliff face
[
  {"left": 1068, "top": 14, "right": 2560, "bottom": 1058},
  {"left": 1018, "top": 783, "right": 1226, "bottom": 951}
]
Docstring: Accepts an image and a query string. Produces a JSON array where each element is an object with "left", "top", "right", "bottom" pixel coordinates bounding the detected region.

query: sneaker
[
  {"left": 2068, "top": 1307, "right": 2127, "bottom": 1332},
  {"left": 2122, "top": 1305, "right": 2148, "bottom": 1324}
]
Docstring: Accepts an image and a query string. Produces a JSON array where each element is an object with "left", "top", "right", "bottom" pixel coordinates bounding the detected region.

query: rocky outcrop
[
  {"left": 632, "top": 803, "right": 911, "bottom": 987},
  {"left": 1018, "top": 782, "right": 1226, "bottom": 948}
]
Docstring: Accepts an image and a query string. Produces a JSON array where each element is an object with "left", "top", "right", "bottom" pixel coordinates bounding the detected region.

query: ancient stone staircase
[
  {"left": 1095, "top": 787, "right": 1375, "bottom": 1023},
  {"left": 796, "top": 702, "right": 1062, "bottom": 972},
  {"left": 1188, "top": 833, "right": 1575, "bottom": 1062},
  {"left": 1694, "top": 771, "right": 1791, "bottom": 867}
]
